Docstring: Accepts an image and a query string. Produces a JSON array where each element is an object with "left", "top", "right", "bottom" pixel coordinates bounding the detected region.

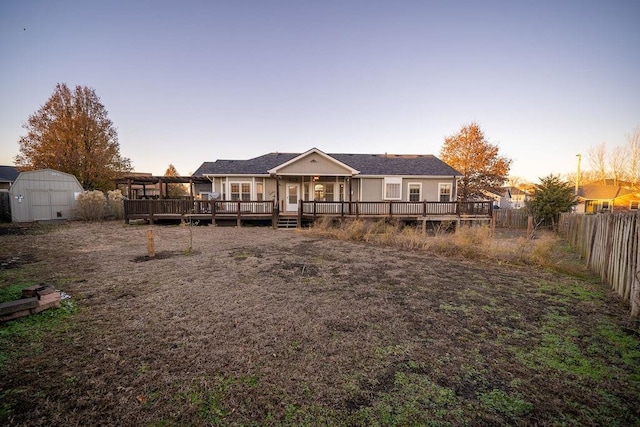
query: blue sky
[{"left": 1, "top": 0, "right": 639, "bottom": 182}]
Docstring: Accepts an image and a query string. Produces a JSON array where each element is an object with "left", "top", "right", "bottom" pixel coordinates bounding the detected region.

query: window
[
  {"left": 408, "top": 183, "right": 421, "bottom": 202},
  {"left": 256, "top": 182, "right": 264, "bottom": 201},
  {"left": 313, "top": 183, "right": 335, "bottom": 201},
  {"left": 384, "top": 177, "right": 402, "bottom": 200},
  {"left": 230, "top": 182, "right": 251, "bottom": 201},
  {"left": 325, "top": 183, "right": 334, "bottom": 201},
  {"left": 439, "top": 183, "right": 452, "bottom": 202},
  {"left": 304, "top": 183, "right": 310, "bottom": 201},
  {"left": 631, "top": 201, "right": 639, "bottom": 210}
]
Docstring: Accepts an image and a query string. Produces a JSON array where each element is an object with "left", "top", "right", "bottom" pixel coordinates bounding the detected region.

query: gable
[{"left": 269, "top": 149, "right": 359, "bottom": 176}]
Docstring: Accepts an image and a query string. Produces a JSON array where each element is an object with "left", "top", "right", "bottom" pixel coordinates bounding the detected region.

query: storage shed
[{"left": 10, "top": 169, "right": 84, "bottom": 222}]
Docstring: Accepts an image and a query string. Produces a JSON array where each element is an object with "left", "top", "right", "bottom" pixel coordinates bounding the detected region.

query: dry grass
[
  {"left": 0, "top": 221, "right": 638, "bottom": 426},
  {"left": 308, "top": 218, "right": 563, "bottom": 268}
]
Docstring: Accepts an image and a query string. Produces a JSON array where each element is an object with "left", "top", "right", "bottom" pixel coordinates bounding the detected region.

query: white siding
[{"left": 10, "top": 169, "right": 83, "bottom": 222}]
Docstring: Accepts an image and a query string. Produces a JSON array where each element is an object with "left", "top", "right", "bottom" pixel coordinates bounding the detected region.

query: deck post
[
  {"left": 236, "top": 201, "right": 242, "bottom": 227},
  {"left": 149, "top": 199, "right": 155, "bottom": 225},
  {"left": 298, "top": 200, "right": 302, "bottom": 228},
  {"left": 272, "top": 200, "right": 278, "bottom": 228},
  {"left": 271, "top": 200, "right": 280, "bottom": 228},
  {"left": 211, "top": 200, "right": 216, "bottom": 226}
]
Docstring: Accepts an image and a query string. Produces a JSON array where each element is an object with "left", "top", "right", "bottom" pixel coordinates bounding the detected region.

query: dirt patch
[
  {"left": 0, "top": 221, "right": 638, "bottom": 426},
  {"left": 0, "top": 254, "right": 37, "bottom": 270}
]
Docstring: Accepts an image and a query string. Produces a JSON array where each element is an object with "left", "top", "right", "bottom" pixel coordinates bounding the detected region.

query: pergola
[{"left": 114, "top": 175, "right": 211, "bottom": 199}]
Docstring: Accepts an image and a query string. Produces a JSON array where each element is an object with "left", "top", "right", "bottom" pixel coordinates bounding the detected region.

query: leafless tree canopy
[{"left": 584, "top": 126, "right": 640, "bottom": 187}]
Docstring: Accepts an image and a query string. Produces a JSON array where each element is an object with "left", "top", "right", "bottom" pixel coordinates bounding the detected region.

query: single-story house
[
  {"left": 575, "top": 183, "right": 640, "bottom": 213},
  {"left": 0, "top": 165, "right": 20, "bottom": 191},
  {"left": 10, "top": 169, "right": 84, "bottom": 222},
  {"left": 192, "top": 148, "right": 461, "bottom": 214}
]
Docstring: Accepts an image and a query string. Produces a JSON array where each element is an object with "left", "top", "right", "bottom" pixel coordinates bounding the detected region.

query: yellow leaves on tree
[
  {"left": 15, "top": 83, "right": 132, "bottom": 191},
  {"left": 440, "top": 122, "right": 512, "bottom": 201}
]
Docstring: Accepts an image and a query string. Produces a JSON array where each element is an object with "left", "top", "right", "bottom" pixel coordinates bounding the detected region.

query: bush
[
  {"left": 107, "top": 190, "right": 125, "bottom": 220},
  {"left": 75, "top": 190, "right": 107, "bottom": 221}
]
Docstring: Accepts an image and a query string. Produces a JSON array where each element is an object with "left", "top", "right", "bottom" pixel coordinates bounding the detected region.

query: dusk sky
[{"left": 1, "top": 0, "right": 639, "bottom": 182}]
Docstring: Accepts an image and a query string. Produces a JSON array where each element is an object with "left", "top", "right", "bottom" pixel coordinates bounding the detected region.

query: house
[
  {"left": 0, "top": 165, "right": 20, "bottom": 191},
  {"left": 192, "top": 148, "right": 461, "bottom": 214},
  {"left": 575, "top": 183, "right": 640, "bottom": 213},
  {"left": 10, "top": 169, "right": 83, "bottom": 222},
  {"left": 504, "top": 186, "right": 530, "bottom": 209}
]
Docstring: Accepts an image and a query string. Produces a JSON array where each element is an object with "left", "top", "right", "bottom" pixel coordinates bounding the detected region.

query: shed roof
[{"left": 193, "top": 151, "right": 460, "bottom": 177}]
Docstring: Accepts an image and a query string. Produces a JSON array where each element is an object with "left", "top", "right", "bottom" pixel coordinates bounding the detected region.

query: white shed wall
[{"left": 10, "top": 169, "right": 83, "bottom": 222}]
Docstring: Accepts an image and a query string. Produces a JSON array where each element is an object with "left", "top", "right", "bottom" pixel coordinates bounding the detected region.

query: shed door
[
  {"left": 31, "top": 190, "right": 52, "bottom": 221},
  {"left": 30, "top": 190, "right": 71, "bottom": 220}
]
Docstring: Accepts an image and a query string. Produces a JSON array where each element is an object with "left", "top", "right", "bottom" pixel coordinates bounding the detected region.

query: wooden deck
[{"left": 123, "top": 199, "right": 493, "bottom": 227}]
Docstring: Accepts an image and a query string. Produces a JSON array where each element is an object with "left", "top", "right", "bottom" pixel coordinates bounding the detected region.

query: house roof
[
  {"left": 577, "top": 184, "right": 634, "bottom": 200},
  {"left": 193, "top": 151, "right": 460, "bottom": 177},
  {"left": 0, "top": 165, "right": 19, "bottom": 183}
]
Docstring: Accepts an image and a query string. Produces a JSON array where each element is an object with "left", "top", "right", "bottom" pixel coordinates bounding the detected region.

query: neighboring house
[
  {"left": 575, "top": 183, "right": 640, "bottom": 213},
  {"left": 0, "top": 165, "right": 20, "bottom": 191},
  {"left": 504, "top": 186, "right": 530, "bottom": 209},
  {"left": 480, "top": 187, "right": 529, "bottom": 209},
  {"left": 192, "top": 148, "right": 461, "bottom": 213},
  {"left": 481, "top": 189, "right": 504, "bottom": 208}
]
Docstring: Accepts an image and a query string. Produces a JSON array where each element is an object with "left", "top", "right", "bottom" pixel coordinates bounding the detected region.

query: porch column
[{"left": 275, "top": 175, "right": 280, "bottom": 212}]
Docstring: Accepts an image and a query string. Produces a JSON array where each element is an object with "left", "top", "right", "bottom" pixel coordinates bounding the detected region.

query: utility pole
[{"left": 575, "top": 154, "right": 582, "bottom": 195}]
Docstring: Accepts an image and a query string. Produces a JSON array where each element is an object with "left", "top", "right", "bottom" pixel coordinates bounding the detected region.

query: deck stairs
[{"left": 277, "top": 217, "right": 298, "bottom": 229}]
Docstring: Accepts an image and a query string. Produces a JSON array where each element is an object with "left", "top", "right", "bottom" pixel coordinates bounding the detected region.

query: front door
[{"left": 286, "top": 184, "right": 299, "bottom": 212}]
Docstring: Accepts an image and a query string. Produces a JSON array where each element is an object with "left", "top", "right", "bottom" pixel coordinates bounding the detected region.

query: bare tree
[
  {"left": 588, "top": 143, "right": 607, "bottom": 184},
  {"left": 627, "top": 127, "right": 640, "bottom": 187},
  {"left": 609, "top": 145, "right": 627, "bottom": 186}
]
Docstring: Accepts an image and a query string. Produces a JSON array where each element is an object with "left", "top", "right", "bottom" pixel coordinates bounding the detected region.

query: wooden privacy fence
[
  {"left": 493, "top": 209, "right": 529, "bottom": 228},
  {"left": 560, "top": 212, "right": 640, "bottom": 317}
]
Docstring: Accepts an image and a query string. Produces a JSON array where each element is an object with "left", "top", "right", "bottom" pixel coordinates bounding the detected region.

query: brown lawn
[{"left": 0, "top": 221, "right": 638, "bottom": 426}]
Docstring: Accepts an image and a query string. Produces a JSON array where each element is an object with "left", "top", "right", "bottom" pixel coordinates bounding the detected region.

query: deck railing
[
  {"left": 124, "top": 199, "right": 493, "bottom": 224},
  {"left": 301, "top": 201, "right": 492, "bottom": 217}
]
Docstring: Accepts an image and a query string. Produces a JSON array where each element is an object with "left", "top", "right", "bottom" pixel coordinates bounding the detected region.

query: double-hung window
[
  {"left": 408, "top": 183, "right": 421, "bottom": 202},
  {"left": 230, "top": 182, "right": 251, "bottom": 201},
  {"left": 439, "top": 183, "right": 452, "bottom": 202},
  {"left": 384, "top": 177, "right": 402, "bottom": 200}
]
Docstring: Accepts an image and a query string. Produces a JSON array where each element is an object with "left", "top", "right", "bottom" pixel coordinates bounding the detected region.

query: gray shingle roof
[
  {"left": 577, "top": 184, "right": 632, "bottom": 200},
  {"left": 0, "top": 165, "right": 19, "bottom": 182},
  {"left": 193, "top": 152, "right": 460, "bottom": 177}
]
